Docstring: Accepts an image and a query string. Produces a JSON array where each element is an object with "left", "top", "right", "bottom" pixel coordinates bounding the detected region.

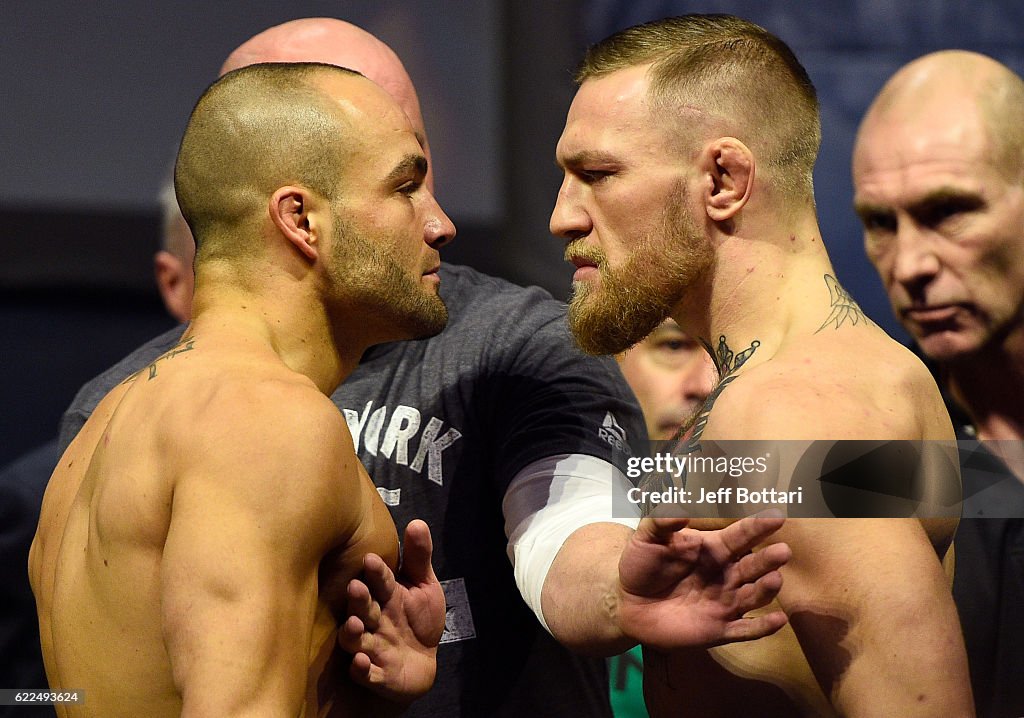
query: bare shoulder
[
  {"left": 179, "top": 370, "right": 350, "bottom": 457},
  {"left": 168, "top": 371, "right": 364, "bottom": 535},
  {"left": 704, "top": 329, "right": 952, "bottom": 442}
]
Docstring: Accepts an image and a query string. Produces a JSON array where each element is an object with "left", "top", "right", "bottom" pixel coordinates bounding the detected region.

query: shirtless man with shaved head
[
  {"left": 31, "top": 63, "right": 453, "bottom": 717},
  {"left": 854, "top": 49, "right": 1024, "bottom": 718}
]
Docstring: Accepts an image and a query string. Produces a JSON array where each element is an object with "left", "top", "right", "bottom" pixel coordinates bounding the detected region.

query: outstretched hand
[
  {"left": 616, "top": 513, "right": 792, "bottom": 650},
  {"left": 338, "top": 519, "right": 446, "bottom": 703}
]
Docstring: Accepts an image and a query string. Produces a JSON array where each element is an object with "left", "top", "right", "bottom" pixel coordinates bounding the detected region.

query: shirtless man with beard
[{"left": 551, "top": 14, "right": 973, "bottom": 717}]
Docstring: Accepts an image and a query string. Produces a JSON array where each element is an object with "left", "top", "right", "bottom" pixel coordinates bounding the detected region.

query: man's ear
[
  {"left": 269, "top": 186, "right": 319, "bottom": 261},
  {"left": 153, "top": 250, "right": 192, "bottom": 323},
  {"left": 701, "top": 137, "right": 754, "bottom": 222}
]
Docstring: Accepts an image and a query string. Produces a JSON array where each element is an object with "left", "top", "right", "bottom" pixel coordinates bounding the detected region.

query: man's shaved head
[
  {"left": 856, "top": 50, "right": 1024, "bottom": 183},
  {"left": 174, "top": 62, "right": 366, "bottom": 261},
  {"left": 221, "top": 18, "right": 431, "bottom": 184}
]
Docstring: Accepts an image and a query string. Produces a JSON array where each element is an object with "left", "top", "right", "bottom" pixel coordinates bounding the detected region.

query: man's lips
[
  {"left": 422, "top": 264, "right": 441, "bottom": 283},
  {"left": 568, "top": 255, "right": 598, "bottom": 270},
  {"left": 569, "top": 257, "right": 600, "bottom": 282},
  {"left": 901, "top": 304, "right": 962, "bottom": 323}
]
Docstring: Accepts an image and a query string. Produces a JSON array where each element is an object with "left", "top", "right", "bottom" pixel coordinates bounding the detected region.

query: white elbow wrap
[{"left": 503, "top": 453, "right": 641, "bottom": 633}]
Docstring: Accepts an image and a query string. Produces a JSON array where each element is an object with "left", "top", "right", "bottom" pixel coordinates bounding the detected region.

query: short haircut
[
  {"left": 174, "top": 62, "right": 362, "bottom": 262},
  {"left": 577, "top": 14, "right": 821, "bottom": 198}
]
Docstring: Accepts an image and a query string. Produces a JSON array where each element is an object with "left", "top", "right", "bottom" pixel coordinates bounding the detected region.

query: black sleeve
[
  {"left": 482, "top": 301, "right": 648, "bottom": 493},
  {"left": 0, "top": 441, "right": 60, "bottom": 709}
]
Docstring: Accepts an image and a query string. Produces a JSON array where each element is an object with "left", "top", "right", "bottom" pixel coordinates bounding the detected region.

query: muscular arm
[
  {"left": 777, "top": 518, "right": 972, "bottom": 717},
  {"left": 503, "top": 454, "right": 638, "bottom": 651},
  {"left": 693, "top": 384, "right": 973, "bottom": 717},
  {"left": 161, "top": 390, "right": 365, "bottom": 716},
  {"left": 541, "top": 521, "right": 635, "bottom": 655}
]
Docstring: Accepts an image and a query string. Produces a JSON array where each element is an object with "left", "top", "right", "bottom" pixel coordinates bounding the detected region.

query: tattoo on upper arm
[
  {"left": 816, "top": 275, "right": 872, "bottom": 333},
  {"left": 122, "top": 336, "right": 197, "bottom": 384}
]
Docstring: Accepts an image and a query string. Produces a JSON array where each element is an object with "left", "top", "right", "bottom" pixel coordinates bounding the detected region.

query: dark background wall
[{"left": 3, "top": 0, "right": 1023, "bottom": 465}]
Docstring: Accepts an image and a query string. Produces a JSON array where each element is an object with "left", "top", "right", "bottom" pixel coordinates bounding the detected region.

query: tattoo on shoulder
[
  {"left": 121, "top": 335, "right": 197, "bottom": 384},
  {"left": 816, "top": 274, "right": 873, "bottom": 333}
]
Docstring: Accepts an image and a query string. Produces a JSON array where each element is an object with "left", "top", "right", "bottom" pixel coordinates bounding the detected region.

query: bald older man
[
  {"left": 854, "top": 50, "right": 1024, "bottom": 718},
  {"left": 54, "top": 18, "right": 791, "bottom": 718}
]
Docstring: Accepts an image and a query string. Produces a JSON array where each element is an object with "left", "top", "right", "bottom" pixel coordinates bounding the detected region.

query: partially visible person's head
[
  {"left": 221, "top": 17, "right": 434, "bottom": 191},
  {"left": 175, "top": 62, "right": 453, "bottom": 340},
  {"left": 154, "top": 180, "right": 196, "bottom": 323},
  {"left": 616, "top": 319, "right": 714, "bottom": 439},
  {"left": 853, "top": 50, "right": 1024, "bottom": 363},
  {"left": 551, "top": 14, "right": 820, "bottom": 355}
]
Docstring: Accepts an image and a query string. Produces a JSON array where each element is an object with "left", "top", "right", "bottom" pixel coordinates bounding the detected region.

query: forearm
[
  {"left": 540, "top": 522, "right": 636, "bottom": 656},
  {"left": 503, "top": 454, "right": 640, "bottom": 652}
]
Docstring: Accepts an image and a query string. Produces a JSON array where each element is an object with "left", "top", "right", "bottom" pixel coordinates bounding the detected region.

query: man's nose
[
  {"left": 549, "top": 177, "right": 592, "bottom": 241},
  {"left": 891, "top": 223, "right": 941, "bottom": 291}
]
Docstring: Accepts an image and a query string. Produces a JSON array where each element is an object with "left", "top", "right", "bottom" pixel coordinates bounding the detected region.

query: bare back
[
  {"left": 29, "top": 334, "right": 398, "bottom": 717},
  {"left": 644, "top": 318, "right": 972, "bottom": 716}
]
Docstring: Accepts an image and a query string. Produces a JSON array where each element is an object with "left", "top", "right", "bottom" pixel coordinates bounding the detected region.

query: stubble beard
[
  {"left": 329, "top": 219, "right": 448, "bottom": 341},
  {"left": 567, "top": 194, "right": 711, "bottom": 356}
]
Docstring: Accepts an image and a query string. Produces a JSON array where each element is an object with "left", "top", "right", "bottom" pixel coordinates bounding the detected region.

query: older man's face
[{"left": 854, "top": 104, "right": 1024, "bottom": 361}]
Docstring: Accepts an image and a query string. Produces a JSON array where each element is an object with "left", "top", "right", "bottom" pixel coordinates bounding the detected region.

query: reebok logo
[{"left": 598, "top": 411, "right": 629, "bottom": 454}]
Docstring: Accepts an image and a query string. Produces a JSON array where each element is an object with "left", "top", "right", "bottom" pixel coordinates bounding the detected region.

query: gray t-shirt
[{"left": 59, "top": 262, "right": 647, "bottom": 717}]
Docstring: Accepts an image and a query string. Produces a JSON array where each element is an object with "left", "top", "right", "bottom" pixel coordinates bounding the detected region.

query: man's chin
[
  {"left": 412, "top": 296, "right": 449, "bottom": 339},
  {"left": 382, "top": 290, "right": 449, "bottom": 342},
  {"left": 915, "top": 329, "right": 983, "bottom": 364},
  {"left": 568, "top": 299, "right": 662, "bottom": 356}
]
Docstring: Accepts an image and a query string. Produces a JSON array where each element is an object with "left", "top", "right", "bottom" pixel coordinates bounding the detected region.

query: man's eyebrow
[
  {"left": 384, "top": 154, "right": 428, "bottom": 184},
  {"left": 556, "top": 149, "right": 620, "bottom": 170},
  {"left": 908, "top": 186, "right": 984, "bottom": 211},
  {"left": 852, "top": 199, "right": 891, "bottom": 218},
  {"left": 855, "top": 187, "right": 983, "bottom": 216}
]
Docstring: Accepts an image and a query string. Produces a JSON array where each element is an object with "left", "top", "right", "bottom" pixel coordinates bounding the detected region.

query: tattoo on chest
[
  {"left": 122, "top": 336, "right": 196, "bottom": 383},
  {"left": 639, "top": 335, "right": 760, "bottom": 507},
  {"left": 679, "top": 335, "right": 760, "bottom": 446},
  {"left": 817, "top": 274, "right": 872, "bottom": 332}
]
